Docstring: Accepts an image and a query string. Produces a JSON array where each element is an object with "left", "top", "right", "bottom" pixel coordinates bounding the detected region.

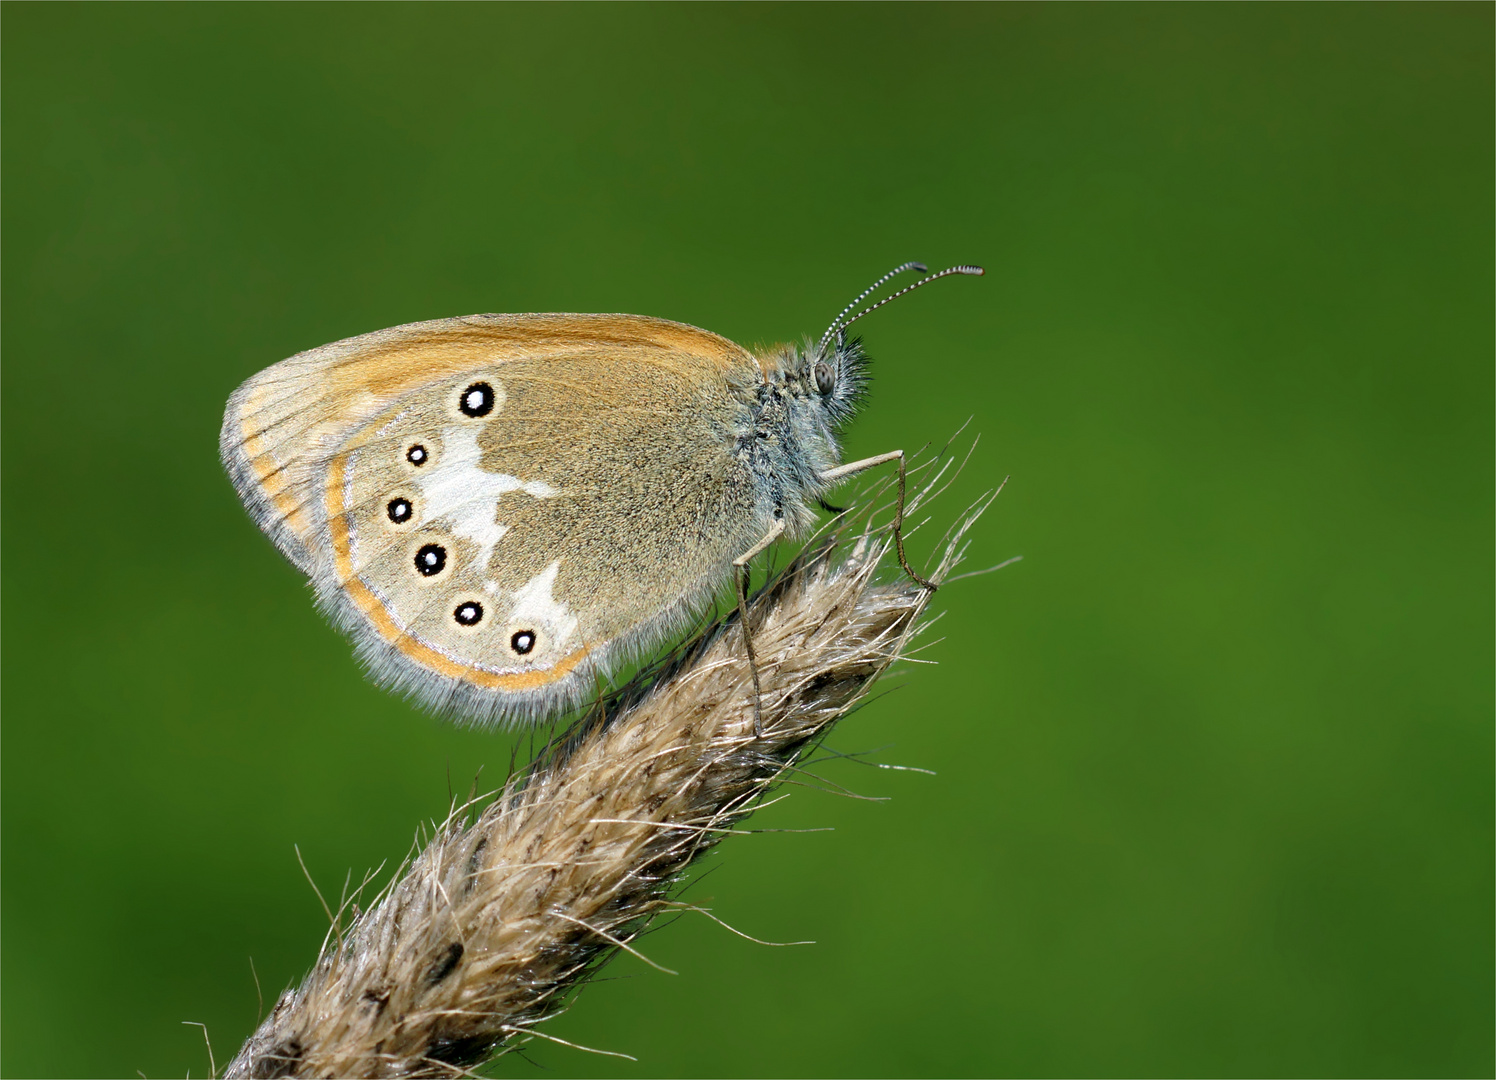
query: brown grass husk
[{"left": 224, "top": 484, "right": 992, "bottom": 1079}]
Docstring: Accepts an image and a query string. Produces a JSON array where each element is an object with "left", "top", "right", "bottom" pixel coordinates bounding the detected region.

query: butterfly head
[
  {"left": 762, "top": 332, "right": 871, "bottom": 429},
  {"left": 746, "top": 262, "right": 984, "bottom": 524},
  {"left": 800, "top": 259, "right": 984, "bottom": 426}
]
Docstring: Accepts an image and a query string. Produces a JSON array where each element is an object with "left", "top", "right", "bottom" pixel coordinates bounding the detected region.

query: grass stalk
[{"left": 225, "top": 482, "right": 992, "bottom": 1079}]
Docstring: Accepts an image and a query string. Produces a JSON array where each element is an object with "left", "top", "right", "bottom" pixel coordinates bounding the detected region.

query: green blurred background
[{"left": 3, "top": 4, "right": 1490, "bottom": 1077}]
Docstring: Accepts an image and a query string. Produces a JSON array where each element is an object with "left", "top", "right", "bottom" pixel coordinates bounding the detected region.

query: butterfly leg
[
  {"left": 733, "top": 515, "right": 786, "bottom": 737},
  {"left": 819, "top": 450, "right": 937, "bottom": 591}
]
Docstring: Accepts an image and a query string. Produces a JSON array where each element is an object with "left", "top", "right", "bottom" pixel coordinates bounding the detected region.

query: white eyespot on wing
[
  {"left": 502, "top": 559, "right": 579, "bottom": 652},
  {"left": 413, "top": 422, "right": 558, "bottom": 570}
]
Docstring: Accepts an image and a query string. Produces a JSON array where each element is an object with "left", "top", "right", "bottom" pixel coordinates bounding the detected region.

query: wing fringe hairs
[{"left": 224, "top": 479, "right": 996, "bottom": 1080}]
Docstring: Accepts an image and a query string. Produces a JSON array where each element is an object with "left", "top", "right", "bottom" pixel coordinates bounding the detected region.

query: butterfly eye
[
  {"left": 510, "top": 630, "right": 536, "bottom": 655},
  {"left": 454, "top": 601, "right": 483, "bottom": 627},
  {"left": 459, "top": 382, "right": 495, "bottom": 418},
  {"left": 406, "top": 444, "right": 429, "bottom": 466},
  {"left": 387, "top": 498, "right": 413, "bottom": 524},
  {"left": 414, "top": 543, "right": 447, "bottom": 577},
  {"left": 814, "top": 362, "right": 835, "bottom": 395}
]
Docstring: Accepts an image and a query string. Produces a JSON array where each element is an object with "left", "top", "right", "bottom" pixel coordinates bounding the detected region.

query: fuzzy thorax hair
[
  {"left": 223, "top": 478, "right": 993, "bottom": 1079},
  {"left": 744, "top": 334, "right": 871, "bottom": 536}
]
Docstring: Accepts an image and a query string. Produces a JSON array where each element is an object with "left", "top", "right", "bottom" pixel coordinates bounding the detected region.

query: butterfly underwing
[{"left": 221, "top": 264, "right": 981, "bottom": 725}]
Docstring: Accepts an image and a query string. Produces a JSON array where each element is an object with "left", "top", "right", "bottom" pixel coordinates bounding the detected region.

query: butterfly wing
[
  {"left": 222, "top": 313, "right": 772, "bottom": 724},
  {"left": 221, "top": 313, "right": 755, "bottom": 571}
]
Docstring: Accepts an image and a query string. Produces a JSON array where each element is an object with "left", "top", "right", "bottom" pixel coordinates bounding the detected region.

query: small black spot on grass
[
  {"left": 425, "top": 941, "right": 464, "bottom": 987},
  {"left": 426, "top": 1032, "right": 499, "bottom": 1067},
  {"left": 247, "top": 1038, "right": 304, "bottom": 1079},
  {"left": 807, "top": 671, "right": 842, "bottom": 691},
  {"left": 464, "top": 837, "right": 489, "bottom": 895}
]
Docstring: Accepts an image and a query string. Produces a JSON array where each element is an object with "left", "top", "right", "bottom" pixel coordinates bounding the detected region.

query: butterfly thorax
[{"left": 740, "top": 337, "right": 869, "bottom": 533}]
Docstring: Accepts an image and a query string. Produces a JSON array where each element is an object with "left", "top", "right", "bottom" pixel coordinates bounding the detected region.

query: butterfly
[{"left": 220, "top": 262, "right": 982, "bottom": 725}]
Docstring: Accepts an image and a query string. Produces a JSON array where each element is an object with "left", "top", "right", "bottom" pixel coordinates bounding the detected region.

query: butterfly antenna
[
  {"left": 837, "top": 264, "right": 985, "bottom": 333},
  {"left": 817, "top": 261, "right": 929, "bottom": 355}
]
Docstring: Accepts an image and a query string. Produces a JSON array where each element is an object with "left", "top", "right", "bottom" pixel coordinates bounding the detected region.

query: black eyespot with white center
[
  {"left": 814, "top": 362, "right": 835, "bottom": 395},
  {"left": 510, "top": 630, "right": 536, "bottom": 655},
  {"left": 454, "top": 601, "right": 483, "bottom": 627},
  {"left": 459, "top": 382, "right": 495, "bottom": 418},
  {"left": 415, "top": 543, "right": 447, "bottom": 576},
  {"left": 387, "top": 498, "right": 413, "bottom": 524},
  {"left": 406, "top": 444, "right": 428, "bottom": 466}
]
